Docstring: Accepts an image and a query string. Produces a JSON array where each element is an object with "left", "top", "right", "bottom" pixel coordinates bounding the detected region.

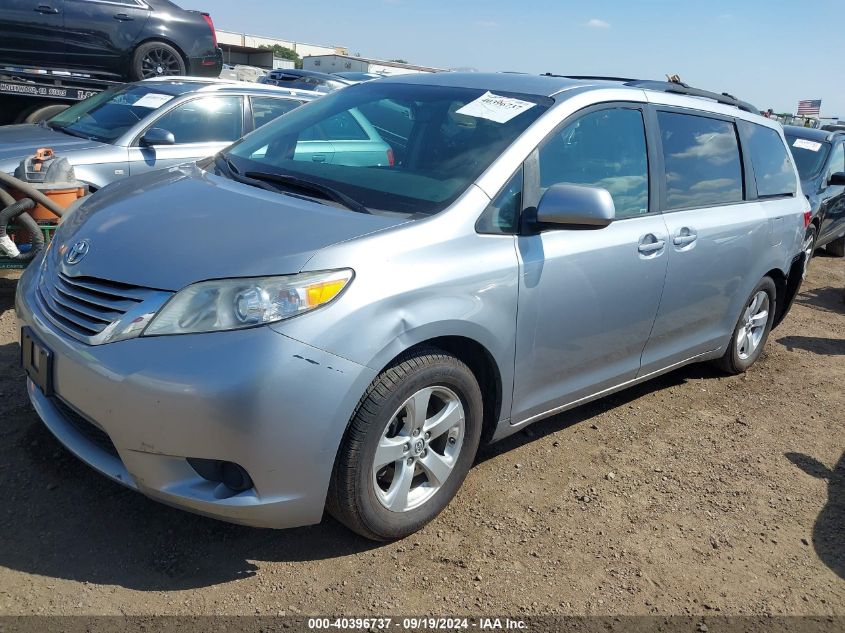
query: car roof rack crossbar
[
  {"left": 623, "top": 79, "right": 759, "bottom": 114},
  {"left": 541, "top": 73, "right": 759, "bottom": 115}
]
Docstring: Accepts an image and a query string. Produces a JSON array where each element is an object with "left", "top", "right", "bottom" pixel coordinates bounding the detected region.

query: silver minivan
[{"left": 15, "top": 73, "right": 808, "bottom": 540}]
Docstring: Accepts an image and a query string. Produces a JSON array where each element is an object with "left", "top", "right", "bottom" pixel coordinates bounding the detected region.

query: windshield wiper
[
  {"left": 50, "top": 125, "right": 96, "bottom": 141},
  {"left": 243, "top": 170, "right": 370, "bottom": 214}
]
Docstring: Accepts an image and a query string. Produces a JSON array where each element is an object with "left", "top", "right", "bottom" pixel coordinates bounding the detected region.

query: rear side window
[
  {"left": 658, "top": 112, "right": 743, "bottom": 210},
  {"left": 742, "top": 123, "right": 797, "bottom": 197},
  {"left": 251, "top": 97, "right": 304, "bottom": 130}
]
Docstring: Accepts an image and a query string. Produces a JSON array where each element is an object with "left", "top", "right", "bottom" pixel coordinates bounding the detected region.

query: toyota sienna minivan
[{"left": 16, "top": 73, "right": 808, "bottom": 540}]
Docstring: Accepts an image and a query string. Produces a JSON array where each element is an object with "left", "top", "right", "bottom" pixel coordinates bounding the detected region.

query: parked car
[
  {"left": 784, "top": 125, "right": 845, "bottom": 259},
  {"left": 260, "top": 69, "right": 351, "bottom": 93},
  {"left": 16, "top": 73, "right": 808, "bottom": 541},
  {"left": 0, "top": 0, "right": 221, "bottom": 81},
  {"left": 0, "top": 78, "right": 317, "bottom": 189},
  {"left": 332, "top": 71, "right": 382, "bottom": 83}
]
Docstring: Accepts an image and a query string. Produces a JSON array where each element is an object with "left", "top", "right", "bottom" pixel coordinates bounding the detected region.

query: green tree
[{"left": 259, "top": 44, "right": 303, "bottom": 69}]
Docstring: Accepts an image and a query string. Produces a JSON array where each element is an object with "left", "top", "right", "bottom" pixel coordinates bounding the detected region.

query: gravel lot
[{"left": 0, "top": 256, "right": 842, "bottom": 617}]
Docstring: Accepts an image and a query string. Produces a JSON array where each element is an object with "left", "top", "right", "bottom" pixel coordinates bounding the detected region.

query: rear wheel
[
  {"left": 131, "top": 42, "right": 186, "bottom": 81},
  {"left": 327, "top": 348, "right": 483, "bottom": 541},
  {"left": 714, "top": 277, "right": 777, "bottom": 375},
  {"left": 827, "top": 234, "right": 845, "bottom": 257}
]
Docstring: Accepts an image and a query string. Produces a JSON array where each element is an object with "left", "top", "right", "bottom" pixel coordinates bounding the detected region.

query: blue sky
[{"left": 196, "top": 0, "right": 844, "bottom": 119}]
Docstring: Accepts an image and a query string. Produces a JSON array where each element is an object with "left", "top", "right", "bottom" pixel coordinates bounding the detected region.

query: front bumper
[{"left": 15, "top": 260, "right": 376, "bottom": 529}]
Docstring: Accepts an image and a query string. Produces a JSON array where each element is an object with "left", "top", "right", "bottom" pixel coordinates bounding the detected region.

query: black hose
[
  {"left": 0, "top": 198, "right": 44, "bottom": 261},
  {"left": 0, "top": 171, "right": 65, "bottom": 217}
]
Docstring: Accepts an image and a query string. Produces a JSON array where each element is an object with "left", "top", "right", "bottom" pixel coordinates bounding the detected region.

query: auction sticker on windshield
[
  {"left": 456, "top": 91, "right": 536, "bottom": 124},
  {"left": 793, "top": 138, "right": 822, "bottom": 152},
  {"left": 133, "top": 93, "right": 174, "bottom": 109}
]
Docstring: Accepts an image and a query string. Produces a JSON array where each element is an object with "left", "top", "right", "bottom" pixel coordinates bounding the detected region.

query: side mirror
[
  {"left": 535, "top": 183, "right": 615, "bottom": 228},
  {"left": 140, "top": 128, "right": 176, "bottom": 147},
  {"left": 829, "top": 171, "right": 845, "bottom": 187}
]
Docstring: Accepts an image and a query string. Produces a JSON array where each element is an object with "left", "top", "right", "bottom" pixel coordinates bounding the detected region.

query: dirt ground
[{"left": 0, "top": 255, "right": 842, "bottom": 618}]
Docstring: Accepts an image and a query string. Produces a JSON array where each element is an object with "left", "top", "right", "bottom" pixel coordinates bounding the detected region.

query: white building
[
  {"left": 302, "top": 55, "right": 443, "bottom": 77},
  {"left": 216, "top": 29, "right": 347, "bottom": 69}
]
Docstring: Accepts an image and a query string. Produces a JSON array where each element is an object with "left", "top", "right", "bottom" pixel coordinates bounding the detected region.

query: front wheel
[
  {"left": 802, "top": 225, "right": 817, "bottom": 279},
  {"left": 327, "top": 348, "right": 483, "bottom": 541},
  {"left": 714, "top": 277, "right": 777, "bottom": 375}
]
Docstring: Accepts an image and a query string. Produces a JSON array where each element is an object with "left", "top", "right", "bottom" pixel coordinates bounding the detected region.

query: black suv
[
  {"left": 784, "top": 126, "right": 845, "bottom": 260},
  {"left": 0, "top": 0, "right": 222, "bottom": 81}
]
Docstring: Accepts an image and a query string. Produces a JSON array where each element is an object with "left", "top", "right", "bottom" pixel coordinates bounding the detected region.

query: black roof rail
[
  {"left": 542, "top": 73, "right": 639, "bottom": 82},
  {"left": 623, "top": 79, "right": 759, "bottom": 114},
  {"left": 542, "top": 73, "right": 759, "bottom": 115}
]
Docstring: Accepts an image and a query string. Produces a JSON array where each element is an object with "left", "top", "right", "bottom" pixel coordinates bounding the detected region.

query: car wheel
[
  {"left": 827, "top": 234, "right": 845, "bottom": 257},
  {"left": 19, "top": 103, "right": 69, "bottom": 124},
  {"left": 802, "top": 225, "right": 817, "bottom": 279},
  {"left": 327, "top": 347, "right": 483, "bottom": 541},
  {"left": 714, "top": 277, "right": 777, "bottom": 375},
  {"left": 131, "top": 42, "right": 186, "bottom": 81}
]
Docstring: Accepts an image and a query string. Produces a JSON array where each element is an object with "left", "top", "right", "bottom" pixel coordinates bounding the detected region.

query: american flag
[{"left": 797, "top": 99, "right": 822, "bottom": 116}]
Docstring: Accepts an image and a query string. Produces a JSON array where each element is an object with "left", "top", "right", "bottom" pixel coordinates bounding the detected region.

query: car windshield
[
  {"left": 47, "top": 83, "right": 196, "bottom": 144},
  {"left": 224, "top": 82, "right": 551, "bottom": 215},
  {"left": 786, "top": 135, "right": 831, "bottom": 180}
]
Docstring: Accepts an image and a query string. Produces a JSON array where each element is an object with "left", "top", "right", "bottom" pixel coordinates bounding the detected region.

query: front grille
[
  {"left": 51, "top": 397, "right": 120, "bottom": 459},
  {"left": 38, "top": 271, "right": 148, "bottom": 340}
]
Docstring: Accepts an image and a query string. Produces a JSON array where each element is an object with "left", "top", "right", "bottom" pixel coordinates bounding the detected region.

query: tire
[
  {"left": 130, "top": 42, "right": 186, "bottom": 81},
  {"left": 19, "top": 103, "right": 69, "bottom": 124},
  {"left": 327, "top": 347, "right": 483, "bottom": 541},
  {"left": 714, "top": 277, "right": 777, "bottom": 375},
  {"left": 802, "top": 225, "right": 817, "bottom": 279},
  {"left": 827, "top": 234, "right": 845, "bottom": 257}
]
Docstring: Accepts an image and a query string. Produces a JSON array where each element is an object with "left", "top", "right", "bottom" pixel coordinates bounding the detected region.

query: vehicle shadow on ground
[
  {"left": 784, "top": 452, "right": 845, "bottom": 580},
  {"left": 776, "top": 335, "right": 845, "bottom": 356},
  {"left": 478, "top": 362, "right": 722, "bottom": 463},
  {"left": 795, "top": 285, "right": 845, "bottom": 314}
]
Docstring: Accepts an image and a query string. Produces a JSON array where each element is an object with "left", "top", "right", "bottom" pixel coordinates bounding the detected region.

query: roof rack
[
  {"left": 625, "top": 79, "right": 759, "bottom": 115},
  {"left": 542, "top": 73, "right": 759, "bottom": 115}
]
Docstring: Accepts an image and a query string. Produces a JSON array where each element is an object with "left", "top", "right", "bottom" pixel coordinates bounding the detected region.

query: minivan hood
[
  {"left": 0, "top": 124, "right": 108, "bottom": 170},
  {"left": 52, "top": 163, "right": 409, "bottom": 290}
]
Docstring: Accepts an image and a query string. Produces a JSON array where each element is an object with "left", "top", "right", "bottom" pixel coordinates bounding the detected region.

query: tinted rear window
[
  {"left": 785, "top": 135, "right": 831, "bottom": 180},
  {"left": 658, "top": 112, "right": 743, "bottom": 210},
  {"left": 742, "top": 123, "right": 797, "bottom": 197}
]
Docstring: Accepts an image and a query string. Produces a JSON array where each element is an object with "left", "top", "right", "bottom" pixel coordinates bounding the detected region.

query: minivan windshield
[
  {"left": 224, "top": 82, "right": 551, "bottom": 215},
  {"left": 786, "top": 135, "right": 831, "bottom": 180},
  {"left": 47, "top": 83, "right": 197, "bottom": 144}
]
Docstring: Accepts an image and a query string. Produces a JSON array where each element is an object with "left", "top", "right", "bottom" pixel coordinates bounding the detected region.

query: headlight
[{"left": 143, "top": 269, "right": 353, "bottom": 336}]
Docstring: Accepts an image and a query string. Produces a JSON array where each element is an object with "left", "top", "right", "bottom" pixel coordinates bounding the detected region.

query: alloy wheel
[
  {"left": 372, "top": 386, "right": 465, "bottom": 512},
  {"left": 141, "top": 48, "right": 182, "bottom": 78},
  {"left": 736, "top": 290, "right": 770, "bottom": 360}
]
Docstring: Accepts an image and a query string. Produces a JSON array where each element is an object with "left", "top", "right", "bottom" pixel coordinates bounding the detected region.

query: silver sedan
[{"left": 0, "top": 78, "right": 318, "bottom": 189}]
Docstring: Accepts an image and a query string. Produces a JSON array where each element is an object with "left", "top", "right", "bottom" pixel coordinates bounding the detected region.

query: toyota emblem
[{"left": 65, "top": 240, "right": 90, "bottom": 265}]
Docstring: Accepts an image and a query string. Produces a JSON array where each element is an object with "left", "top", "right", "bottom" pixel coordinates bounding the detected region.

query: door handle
[
  {"left": 673, "top": 228, "right": 698, "bottom": 246},
  {"left": 311, "top": 155, "right": 327, "bottom": 163},
  {"left": 638, "top": 235, "right": 666, "bottom": 255},
  {"left": 34, "top": 5, "right": 59, "bottom": 14},
  {"left": 114, "top": 13, "right": 134, "bottom": 21}
]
